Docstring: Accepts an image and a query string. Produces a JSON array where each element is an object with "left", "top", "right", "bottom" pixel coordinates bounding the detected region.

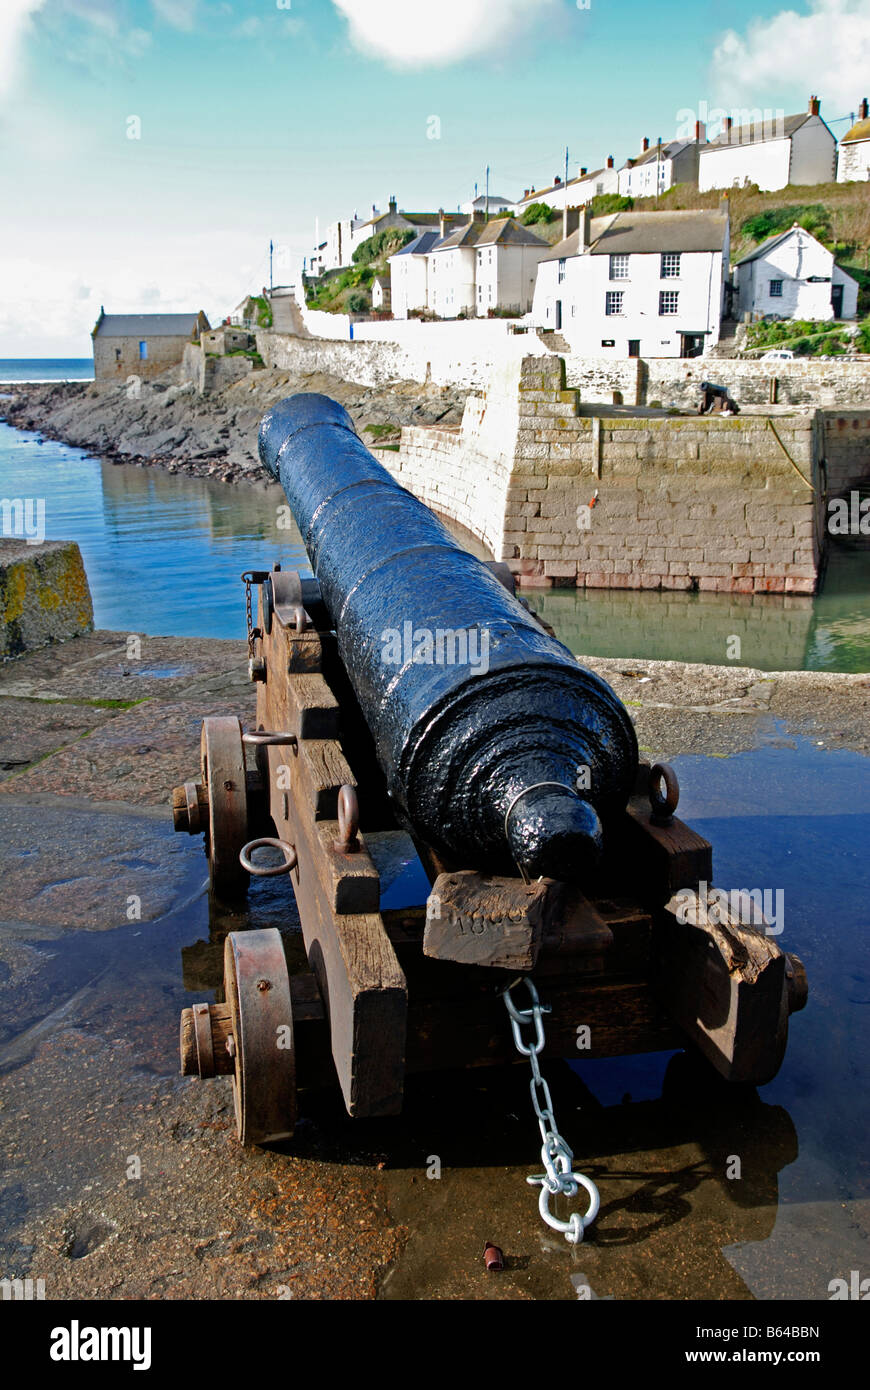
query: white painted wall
[
  {"left": 388, "top": 251, "right": 430, "bottom": 318},
  {"left": 429, "top": 246, "right": 477, "bottom": 317},
  {"left": 788, "top": 119, "right": 837, "bottom": 184},
  {"left": 700, "top": 138, "right": 792, "bottom": 191},
  {"left": 474, "top": 243, "right": 548, "bottom": 316},
  {"left": 736, "top": 228, "right": 858, "bottom": 321},
  {"left": 513, "top": 167, "right": 619, "bottom": 213},
  {"left": 533, "top": 247, "right": 725, "bottom": 356},
  {"left": 838, "top": 138, "right": 870, "bottom": 182}
]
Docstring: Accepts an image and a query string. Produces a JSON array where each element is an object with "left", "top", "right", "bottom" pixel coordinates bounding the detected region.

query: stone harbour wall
[{"left": 390, "top": 355, "right": 835, "bottom": 594}]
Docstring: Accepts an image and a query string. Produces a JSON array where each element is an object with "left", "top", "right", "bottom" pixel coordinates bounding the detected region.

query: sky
[{"left": 1, "top": 0, "right": 868, "bottom": 356}]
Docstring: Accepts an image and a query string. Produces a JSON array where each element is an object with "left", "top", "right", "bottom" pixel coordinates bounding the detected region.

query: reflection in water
[{"left": 533, "top": 549, "right": 870, "bottom": 673}]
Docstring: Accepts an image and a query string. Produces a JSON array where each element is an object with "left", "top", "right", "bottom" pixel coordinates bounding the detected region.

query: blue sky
[{"left": 1, "top": 0, "right": 867, "bottom": 355}]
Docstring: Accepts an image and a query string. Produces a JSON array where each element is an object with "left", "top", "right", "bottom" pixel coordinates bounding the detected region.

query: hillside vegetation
[{"left": 304, "top": 226, "right": 415, "bottom": 314}]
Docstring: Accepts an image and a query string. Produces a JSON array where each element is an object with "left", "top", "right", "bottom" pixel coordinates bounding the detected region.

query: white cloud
[
  {"left": 711, "top": 0, "right": 870, "bottom": 111},
  {"left": 0, "top": 1, "right": 47, "bottom": 97},
  {"left": 151, "top": 0, "right": 197, "bottom": 30},
  {"left": 330, "top": 0, "right": 560, "bottom": 68}
]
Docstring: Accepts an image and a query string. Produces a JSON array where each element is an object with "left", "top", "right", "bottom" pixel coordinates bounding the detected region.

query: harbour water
[{"left": 1, "top": 421, "right": 868, "bottom": 671}]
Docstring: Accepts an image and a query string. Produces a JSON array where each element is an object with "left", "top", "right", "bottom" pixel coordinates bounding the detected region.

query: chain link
[
  {"left": 241, "top": 571, "right": 265, "bottom": 661},
  {"left": 502, "top": 977, "right": 600, "bottom": 1244}
]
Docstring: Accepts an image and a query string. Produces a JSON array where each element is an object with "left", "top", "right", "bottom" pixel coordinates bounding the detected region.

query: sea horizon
[{"left": 0, "top": 357, "right": 94, "bottom": 383}]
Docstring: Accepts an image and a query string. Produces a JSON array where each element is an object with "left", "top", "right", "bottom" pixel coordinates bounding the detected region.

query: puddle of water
[{"left": 1, "top": 737, "right": 863, "bottom": 1299}]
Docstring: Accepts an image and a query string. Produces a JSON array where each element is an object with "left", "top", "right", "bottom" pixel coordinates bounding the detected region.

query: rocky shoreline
[{"left": 1, "top": 365, "right": 468, "bottom": 485}]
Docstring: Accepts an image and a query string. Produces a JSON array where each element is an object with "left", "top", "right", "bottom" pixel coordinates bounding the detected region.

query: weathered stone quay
[{"left": 386, "top": 356, "right": 870, "bottom": 595}]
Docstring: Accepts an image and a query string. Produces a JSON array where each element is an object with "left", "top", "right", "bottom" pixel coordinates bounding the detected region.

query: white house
[
  {"left": 513, "top": 160, "right": 618, "bottom": 215},
  {"left": 388, "top": 230, "right": 441, "bottom": 318},
  {"left": 460, "top": 193, "right": 514, "bottom": 216},
  {"left": 424, "top": 217, "right": 550, "bottom": 318},
  {"left": 322, "top": 213, "right": 369, "bottom": 272},
  {"left": 471, "top": 218, "right": 550, "bottom": 316},
  {"left": 618, "top": 130, "right": 705, "bottom": 198},
  {"left": 837, "top": 99, "right": 870, "bottom": 182},
  {"left": 699, "top": 97, "right": 836, "bottom": 192},
  {"left": 532, "top": 207, "right": 730, "bottom": 358},
  {"left": 734, "top": 225, "right": 859, "bottom": 322}
]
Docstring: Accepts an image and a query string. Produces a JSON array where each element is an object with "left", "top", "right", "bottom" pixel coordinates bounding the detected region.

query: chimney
[
  {"left": 554, "top": 175, "right": 562, "bottom": 185},
  {"left": 577, "top": 205, "right": 593, "bottom": 253},
  {"left": 695, "top": 120, "right": 706, "bottom": 142},
  {"left": 438, "top": 207, "right": 446, "bottom": 238},
  {"left": 724, "top": 116, "right": 733, "bottom": 138},
  {"left": 371, "top": 204, "right": 377, "bottom": 217},
  {"left": 642, "top": 136, "right": 649, "bottom": 152},
  {"left": 860, "top": 97, "right": 869, "bottom": 120},
  {"left": 388, "top": 196, "right": 397, "bottom": 213},
  {"left": 719, "top": 193, "right": 730, "bottom": 217},
  {"left": 606, "top": 155, "right": 614, "bottom": 168},
  {"left": 580, "top": 166, "right": 587, "bottom": 176},
  {"left": 523, "top": 188, "right": 530, "bottom": 198},
  {"left": 808, "top": 95, "right": 820, "bottom": 116}
]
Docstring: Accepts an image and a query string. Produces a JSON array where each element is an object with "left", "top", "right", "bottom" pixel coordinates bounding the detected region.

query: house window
[
  {"left": 659, "top": 291, "right": 679, "bottom": 315},
  {"left": 557, "top": 258, "right": 566, "bottom": 283},
  {"left": 661, "top": 253, "right": 681, "bottom": 278},
  {"left": 596, "top": 182, "right": 604, "bottom": 195},
  {"left": 138, "top": 340, "right": 148, "bottom": 360},
  {"left": 769, "top": 280, "right": 783, "bottom": 297},
  {"left": 609, "top": 254, "right": 629, "bottom": 280},
  {"left": 605, "top": 291, "right": 624, "bottom": 315}
]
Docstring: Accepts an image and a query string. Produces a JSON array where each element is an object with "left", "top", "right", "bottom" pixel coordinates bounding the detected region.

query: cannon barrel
[{"left": 258, "top": 394, "right": 638, "bottom": 881}]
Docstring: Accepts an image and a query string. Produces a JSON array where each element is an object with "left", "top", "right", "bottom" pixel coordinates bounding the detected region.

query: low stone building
[
  {"left": 837, "top": 100, "right": 870, "bottom": 183},
  {"left": 92, "top": 309, "right": 210, "bottom": 380}
]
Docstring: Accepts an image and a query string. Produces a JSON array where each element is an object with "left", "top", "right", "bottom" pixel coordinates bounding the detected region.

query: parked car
[{"left": 760, "top": 349, "right": 795, "bottom": 361}]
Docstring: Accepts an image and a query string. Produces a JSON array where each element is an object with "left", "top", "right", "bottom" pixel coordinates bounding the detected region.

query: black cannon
[
  {"left": 171, "top": 392, "right": 807, "bottom": 1165},
  {"left": 258, "top": 393, "right": 638, "bottom": 883}
]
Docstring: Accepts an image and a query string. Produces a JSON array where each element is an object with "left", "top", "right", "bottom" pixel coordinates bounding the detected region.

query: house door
[
  {"left": 628, "top": 340, "right": 640, "bottom": 358},
  {"left": 555, "top": 300, "right": 562, "bottom": 331},
  {"left": 680, "top": 333, "right": 705, "bottom": 358},
  {"left": 831, "top": 285, "right": 844, "bottom": 318}
]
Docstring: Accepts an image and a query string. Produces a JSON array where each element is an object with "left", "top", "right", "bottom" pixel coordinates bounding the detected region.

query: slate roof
[
  {"left": 541, "top": 210, "right": 728, "bottom": 260},
  {"left": 392, "top": 231, "right": 441, "bottom": 256},
  {"left": 432, "top": 217, "right": 548, "bottom": 252},
  {"left": 702, "top": 111, "right": 826, "bottom": 151},
  {"left": 623, "top": 138, "right": 697, "bottom": 168},
  {"left": 94, "top": 312, "right": 207, "bottom": 338}
]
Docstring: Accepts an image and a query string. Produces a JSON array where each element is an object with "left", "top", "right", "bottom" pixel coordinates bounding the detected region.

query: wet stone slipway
[{"left": 0, "top": 631, "right": 867, "bottom": 1300}]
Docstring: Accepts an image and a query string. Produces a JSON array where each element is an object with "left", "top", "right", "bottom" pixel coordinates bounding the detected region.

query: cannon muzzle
[{"left": 259, "top": 393, "right": 637, "bottom": 882}]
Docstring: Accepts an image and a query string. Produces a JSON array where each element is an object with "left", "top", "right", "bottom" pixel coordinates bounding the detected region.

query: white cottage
[
  {"left": 618, "top": 131, "right": 705, "bottom": 198},
  {"left": 837, "top": 100, "right": 870, "bottom": 182},
  {"left": 532, "top": 208, "right": 730, "bottom": 358},
  {"left": 698, "top": 97, "right": 836, "bottom": 192},
  {"left": 734, "top": 226, "right": 859, "bottom": 322},
  {"left": 426, "top": 217, "right": 549, "bottom": 318},
  {"left": 460, "top": 193, "right": 514, "bottom": 216},
  {"left": 512, "top": 161, "right": 618, "bottom": 215},
  {"left": 388, "top": 230, "right": 441, "bottom": 318}
]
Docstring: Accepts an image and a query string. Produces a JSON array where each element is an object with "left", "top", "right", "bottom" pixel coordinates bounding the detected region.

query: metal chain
[
  {"left": 240, "top": 571, "right": 265, "bottom": 660},
  {"left": 502, "top": 977, "right": 600, "bottom": 1244}
]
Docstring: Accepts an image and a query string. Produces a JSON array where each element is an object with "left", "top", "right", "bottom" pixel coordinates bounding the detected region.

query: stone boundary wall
[
  {"left": 0, "top": 541, "right": 94, "bottom": 658},
  {"left": 506, "top": 357, "right": 820, "bottom": 594},
  {"left": 560, "top": 353, "right": 870, "bottom": 410}
]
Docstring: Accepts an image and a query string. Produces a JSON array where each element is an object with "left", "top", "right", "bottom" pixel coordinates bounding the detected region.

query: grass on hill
[{"left": 304, "top": 227, "right": 415, "bottom": 314}]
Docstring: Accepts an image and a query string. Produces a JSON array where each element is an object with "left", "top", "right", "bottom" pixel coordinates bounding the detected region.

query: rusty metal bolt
[
  {"left": 226, "top": 1035, "right": 236, "bottom": 1059},
  {"left": 256, "top": 978, "right": 271, "bottom": 992},
  {"left": 483, "top": 1242, "right": 504, "bottom": 1272}
]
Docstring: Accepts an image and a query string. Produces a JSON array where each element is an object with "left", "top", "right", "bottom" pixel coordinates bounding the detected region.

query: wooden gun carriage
[{"left": 172, "top": 395, "right": 807, "bottom": 1149}]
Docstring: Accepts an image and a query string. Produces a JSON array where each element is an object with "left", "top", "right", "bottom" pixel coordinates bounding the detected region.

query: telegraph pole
[
  {"left": 269, "top": 239, "right": 274, "bottom": 293},
  {"left": 485, "top": 165, "right": 490, "bottom": 222},
  {"left": 563, "top": 145, "right": 569, "bottom": 239}
]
